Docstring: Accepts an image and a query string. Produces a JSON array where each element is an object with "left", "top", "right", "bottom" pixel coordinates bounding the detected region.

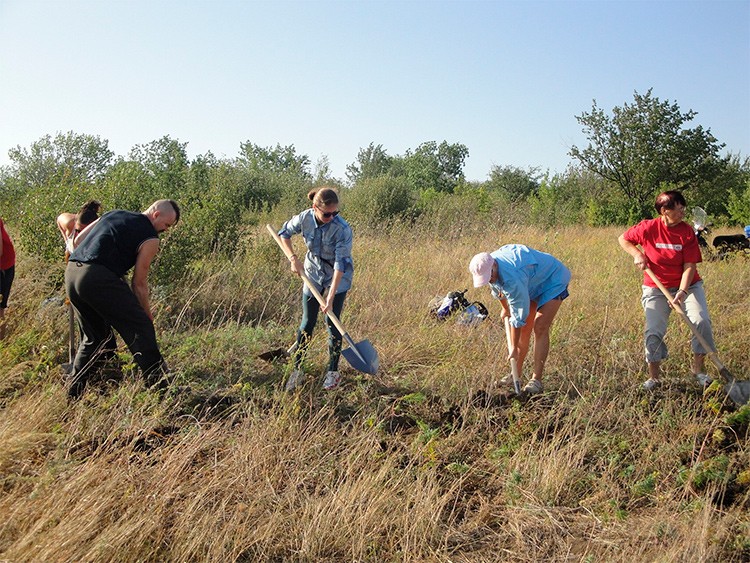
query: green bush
[
  {"left": 529, "top": 171, "right": 590, "bottom": 226},
  {"left": 12, "top": 177, "right": 99, "bottom": 262},
  {"left": 344, "top": 175, "right": 416, "bottom": 228},
  {"left": 727, "top": 179, "right": 750, "bottom": 225}
]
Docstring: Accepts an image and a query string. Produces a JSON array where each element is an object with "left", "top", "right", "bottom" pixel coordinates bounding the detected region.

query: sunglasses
[{"left": 315, "top": 205, "right": 340, "bottom": 218}]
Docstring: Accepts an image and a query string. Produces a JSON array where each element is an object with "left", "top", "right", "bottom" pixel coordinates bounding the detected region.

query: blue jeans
[{"left": 294, "top": 290, "right": 347, "bottom": 372}]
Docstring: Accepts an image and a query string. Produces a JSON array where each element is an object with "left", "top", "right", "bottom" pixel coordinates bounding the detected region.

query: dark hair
[
  {"left": 77, "top": 200, "right": 102, "bottom": 226},
  {"left": 308, "top": 187, "right": 339, "bottom": 207},
  {"left": 654, "top": 190, "right": 686, "bottom": 214},
  {"left": 166, "top": 199, "right": 181, "bottom": 224}
]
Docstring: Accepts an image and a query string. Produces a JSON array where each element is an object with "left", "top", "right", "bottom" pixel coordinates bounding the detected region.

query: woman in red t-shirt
[
  {"left": 618, "top": 191, "right": 716, "bottom": 391},
  {"left": 0, "top": 217, "right": 16, "bottom": 340}
]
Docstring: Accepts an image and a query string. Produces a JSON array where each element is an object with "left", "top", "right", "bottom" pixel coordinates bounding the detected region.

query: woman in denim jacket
[{"left": 278, "top": 187, "right": 354, "bottom": 392}]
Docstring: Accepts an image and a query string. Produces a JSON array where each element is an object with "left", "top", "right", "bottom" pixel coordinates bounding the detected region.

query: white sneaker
[
  {"left": 285, "top": 369, "right": 304, "bottom": 392},
  {"left": 323, "top": 371, "right": 342, "bottom": 391},
  {"left": 522, "top": 379, "right": 543, "bottom": 395},
  {"left": 642, "top": 378, "right": 660, "bottom": 391},
  {"left": 695, "top": 372, "right": 712, "bottom": 387}
]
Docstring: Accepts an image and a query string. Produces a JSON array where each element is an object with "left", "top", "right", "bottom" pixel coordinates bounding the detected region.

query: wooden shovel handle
[
  {"left": 266, "top": 224, "right": 347, "bottom": 337},
  {"left": 504, "top": 316, "right": 522, "bottom": 394},
  {"left": 643, "top": 267, "right": 725, "bottom": 370}
]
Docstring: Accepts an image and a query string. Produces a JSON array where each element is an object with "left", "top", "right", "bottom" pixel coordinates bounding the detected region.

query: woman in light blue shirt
[
  {"left": 278, "top": 187, "right": 354, "bottom": 392},
  {"left": 469, "top": 244, "right": 571, "bottom": 395}
]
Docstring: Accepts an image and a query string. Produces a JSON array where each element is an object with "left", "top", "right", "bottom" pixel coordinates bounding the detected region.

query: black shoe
[
  {"left": 145, "top": 372, "right": 170, "bottom": 393},
  {"left": 67, "top": 375, "right": 87, "bottom": 400}
]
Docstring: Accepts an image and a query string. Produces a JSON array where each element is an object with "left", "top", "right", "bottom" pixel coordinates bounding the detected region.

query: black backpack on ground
[{"left": 429, "top": 289, "right": 489, "bottom": 323}]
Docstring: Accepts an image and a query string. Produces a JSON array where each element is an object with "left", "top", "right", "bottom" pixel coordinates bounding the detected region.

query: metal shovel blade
[
  {"left": 725, "top": 378, "right": 750, "bottom": 407},
  {"left": 342, "top": 339, "right": 379, "bottom": 375}
]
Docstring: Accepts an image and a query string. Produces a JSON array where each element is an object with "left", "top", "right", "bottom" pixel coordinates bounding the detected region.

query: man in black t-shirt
[{"left": 65, "top": 199, "right": 180, "bottom": 399}]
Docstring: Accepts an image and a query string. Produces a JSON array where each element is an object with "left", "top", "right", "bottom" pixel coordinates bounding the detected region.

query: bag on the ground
[{"left": 429, "top": 289, "right": 488, "bottom": 325}]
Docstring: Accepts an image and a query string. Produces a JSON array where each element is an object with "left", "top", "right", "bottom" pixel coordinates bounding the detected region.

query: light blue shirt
[
  {"left": 489, "top": 244, "right": 571, "bottom": 328},
  {"left": 278, "top": 209, "right": 354, "bottom": 295}
]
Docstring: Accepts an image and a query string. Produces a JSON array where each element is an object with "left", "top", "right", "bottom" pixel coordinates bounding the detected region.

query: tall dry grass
[{"left": 1, "top": 224, "right": 749, "bottom": 562}]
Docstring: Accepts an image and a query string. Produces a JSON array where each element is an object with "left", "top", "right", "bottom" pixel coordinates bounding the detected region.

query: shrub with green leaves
[
  {"left": 727, "top": 179, "right": 750, "bottom": 225},
  {"left": 344, "top": 175, "right": 416, "bottom": 228}
]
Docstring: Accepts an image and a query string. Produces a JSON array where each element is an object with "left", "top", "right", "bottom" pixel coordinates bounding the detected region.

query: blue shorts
[{"left": 553, "top": 287, "right": 569, "bottom": 301}]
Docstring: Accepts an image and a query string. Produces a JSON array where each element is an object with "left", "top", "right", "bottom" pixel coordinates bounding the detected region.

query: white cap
[{"left": 469, "top": 252, "right": 494, "bottom": 287}]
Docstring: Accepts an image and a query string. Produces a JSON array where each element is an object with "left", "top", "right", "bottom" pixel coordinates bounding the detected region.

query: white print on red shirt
[{"left": 655, "top": 243, "right": 683, "bottom": 250}]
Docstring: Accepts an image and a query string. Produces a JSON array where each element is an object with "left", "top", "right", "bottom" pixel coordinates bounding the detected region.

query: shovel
[
  {"left": 645, "top": 268, "right": 749, "bottom": 406},
  {"left": 266, "top": 224, "right": 379, "bottom": 375},
  {"left": 504, "top": 316, "right": 522, "bottom": 395},
  {"left": 61, "top": 299, "right": 75, "bottom": 375}
]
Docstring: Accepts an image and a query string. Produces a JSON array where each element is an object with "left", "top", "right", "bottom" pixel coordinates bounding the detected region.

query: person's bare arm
[
  {"left": 618, "top": 234, "right": 648, "bottom": 270},
  {"left": 132, "top": 239, "right": 160, "bottom": 321},
  {"left": 72, "top": 217, "right": 100, "bottom": 248},
  {"left": 322, "top": 269, "right": 344, "bottom": 314},
  {"left": 672, "top": 263, "right": 697, "bottom": 306},
  {"left": 57, "top": 213, "right": 76, "bottom": 240},
  {"left": 280, "top": 237, "right": 303, "bottom": 275}
]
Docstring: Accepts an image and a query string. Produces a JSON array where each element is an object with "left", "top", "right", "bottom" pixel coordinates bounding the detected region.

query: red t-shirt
[
  {"left": 623, "top": 218, "right": 702, "bottom": 288},
  {"left": 0, "top": 219, "right": 15, "bottom": 270}
]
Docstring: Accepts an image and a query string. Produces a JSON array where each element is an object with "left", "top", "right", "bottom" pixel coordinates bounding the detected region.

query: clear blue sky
[{"left": 0, "top": 0, "right": 748, "bottom": 182}]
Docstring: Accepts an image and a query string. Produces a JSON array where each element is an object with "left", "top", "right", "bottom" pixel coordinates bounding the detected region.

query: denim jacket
[{"left": 278, "top": 208, "right": 354, "bottom": 294}]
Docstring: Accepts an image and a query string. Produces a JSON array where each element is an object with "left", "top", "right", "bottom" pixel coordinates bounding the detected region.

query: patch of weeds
[
  {"left": 416, "top": 419, "right": 439, "bottom": 444},
  {"left": 677, "top": 465, "right": 691, "bottom": 487},
  {"left": 488, "top": 441, "right": 518, "bottom": 461},
  {"left": 164, "top": 325, "right": 275, "bottom": 387},
  {"left": 446, "top": 462, "right": 470, "bottom": 475},
  {"left": 711, "top": 427, "right": 728, "bottom": 447},
  {"left": 631, "top": 471, "right": 658, "bottom": 498},
  {"left": 131, "top": 389, "right": 160, "bottom": 409},
  {"left": 0, "top": 329, "right": 46, "bottom": 364},
  {"left": 589, "top": 433, "right": 635, "bottom": 474},
  {"left": 736, "top": 469, "right": 750, "bottom": 487},
  {"left": 702, "top": 381, "right": 738, "bottom": 416},
  {"left": 504, "top": 470, "right": 523, "bottom": 502},
  {"left": 724, "top": 404, "right": 750, "bottom": 432},
  {"left": 487, "top": 410, "right": 537, "bottom": 462},
  {"left": 679, "top": 498, "right": 705, "bottom": 513},
  {"left": 233, "top": 382, "right": 255, "bottom": 399},
  {"left": 414, "top": 435, "right": 439, "bottom": 468},
  {"left": 690, "top": 455, "right": 730, "bottom": 490},
  {"left": 117, "top": 352, "right": 138, "bottom": 374},
  {"left": 619, "top": 464, "right": 636, "bottom": 479},
  {"left": 615, "top": 509, "right": 628, "bottom": 521},
  {"left": 721, "top": 520, "right": 750, "bottom": 561},
  {"left": 0, "top": 361, "right": 36, "bottom": 405},
  {"left": 399, "top": 392, "right": 427, "bottom": 405},
  {"left": 655, "top": 521, "right": 677, "bottom": 540}
]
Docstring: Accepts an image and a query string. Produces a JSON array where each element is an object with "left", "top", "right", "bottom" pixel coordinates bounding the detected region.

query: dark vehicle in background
[{"left": 692, "top": 207, "right": 750, "bottom": 259}]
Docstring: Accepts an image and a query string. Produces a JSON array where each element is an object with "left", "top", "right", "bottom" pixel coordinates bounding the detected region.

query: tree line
[{"left": 1, "top": 89, "right": 748, "bottom": 285}]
